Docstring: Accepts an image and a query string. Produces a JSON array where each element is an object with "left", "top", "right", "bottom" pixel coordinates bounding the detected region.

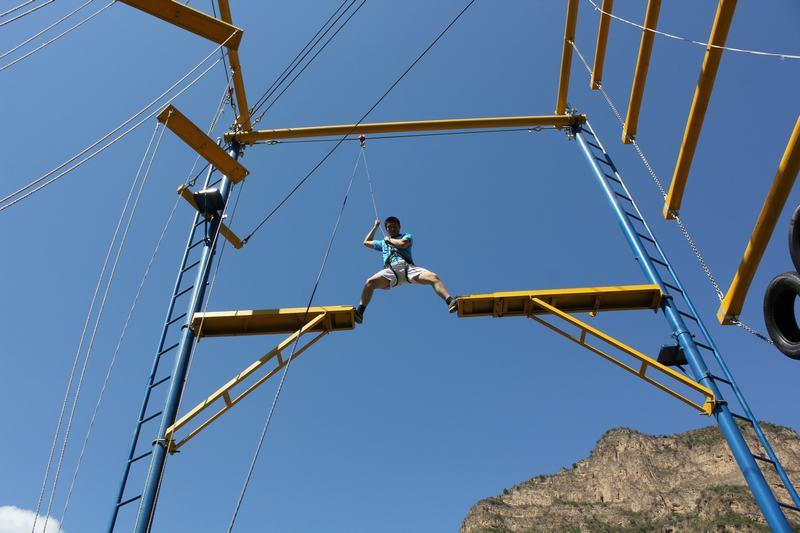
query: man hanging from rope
[{"left": 354, "top": 216, "right": 458, "bottom": 323}]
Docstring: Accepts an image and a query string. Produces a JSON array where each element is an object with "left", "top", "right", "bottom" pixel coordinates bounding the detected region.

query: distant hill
[{"left": 462, "top": 423, "right": 800, "bottom": 532}]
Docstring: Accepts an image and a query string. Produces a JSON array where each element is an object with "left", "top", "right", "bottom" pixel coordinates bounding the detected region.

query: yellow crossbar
[
  {"left": 621, "top": 0, "right": 661, "bottom": 143},
  {"left": 530, "top": 298, "right": 715, "bottom": 415},
  {"left": 165, "top": 313, "right": 330, "bottom": 452},
  {"left": 555, "top": 0, "right": 579, "bottom": 114},
  {"left": 226, "top": 115, "right": 585, "bottom": 144},
  {"left": 216, "top": 0, "right": 251, "bottom": 130},
  {"left": 192, "top": 305, "right": 355, "bottom": 337},
  {"left": 456, "top": 284, "right": 662, "bottom": 318},
  {"left": 177, "top": 185, "right": 243, "bottom": 249},
  {"left": 118, "top": 0, "right": 242, "bottom": 49},
  {"left": 590, "top": 0, "right": 613, "bottom": 90},
  {"left": 158, "top": 105, "right": 249, "bottom": 183}
]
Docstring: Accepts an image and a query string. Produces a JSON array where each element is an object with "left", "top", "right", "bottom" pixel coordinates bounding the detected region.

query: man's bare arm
[
  {"left": 363, "top": 219, "right": 381, "bottom": 248},
  {"left": 383, "top": 236, "right": 410, "bottom": 249}
]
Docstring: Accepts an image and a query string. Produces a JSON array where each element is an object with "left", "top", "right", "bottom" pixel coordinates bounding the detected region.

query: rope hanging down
[
  {"left": 569, "top": 39, "right": 773, "bottom": 345},
  {"left": 227, "top": 144, "right": 362, "bottom": 533},
  {"left": 585, "top": 0, "right": 800, "bottom": 61},
  {"left": 240, "top": 0, "right": 479, "bottom": 245},
  {"left": 360, "top": 135, "right": 386, "bottom": 238}
]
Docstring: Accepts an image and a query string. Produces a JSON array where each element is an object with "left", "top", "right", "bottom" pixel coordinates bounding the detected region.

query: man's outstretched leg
[
  {"left": 415, "top": 270, "right": 458, "bottom": 313},
  {"left": 356, "top": 273, "right": 391, "bottom": 323}
]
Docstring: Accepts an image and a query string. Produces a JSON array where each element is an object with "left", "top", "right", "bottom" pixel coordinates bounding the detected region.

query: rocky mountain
[{"left": 462, "top": 423, "right": 800, "bottom": 532}]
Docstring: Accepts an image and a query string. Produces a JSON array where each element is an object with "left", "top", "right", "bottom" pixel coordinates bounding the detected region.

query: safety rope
[
  {"left": 360, "top": 137, "right": 386, "bottom": 238},
  {"left": 0, "top": 0, "right": 94, "bottom": 62},
  {"left": 241, "top": 0, "right": 479, "bottom": 245},
  {"left": 569, "top": 39, "right": 774, "bottom": 345},
  {"left": 248, "top": 0, "right": 354, "bottom": 120},
  {"left": 0, "top": 1, "right": 113, "bottom": 73},
  {"left": 0, "top": 33, "right": 234, "bottom": 212},
  {"left": 251, "top": 0, "right": 368, "bottom": 125},
  {"left": 0, "top": 0, "right": 54, "bottom": 27},
  {"left": 0, "top": 0, "right": 36, "bottom": 18},
  {"left": 30, "top": 120, "right": 162, "bottom": 533},
  {"left": 227, "top": 146, "right": 362, "bottom": 533},
  {"left": 585, "top": 0, "right": 800, "bottom": 61}
]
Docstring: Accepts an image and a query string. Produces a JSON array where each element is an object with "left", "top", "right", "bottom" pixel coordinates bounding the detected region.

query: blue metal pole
[
  {"left": 133, "top": 144, "right": 240, "bottom": 533},
  {"left": 574, "top": 125, "right": 790, "bottom": 531}
]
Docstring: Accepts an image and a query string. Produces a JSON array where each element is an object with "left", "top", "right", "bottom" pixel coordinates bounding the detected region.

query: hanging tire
[
  {"left": 789, "top": 205, "right": 800, "bottom": 273},
  {"left": 764, "top": 271, "right": 800, "bottom": 359}
]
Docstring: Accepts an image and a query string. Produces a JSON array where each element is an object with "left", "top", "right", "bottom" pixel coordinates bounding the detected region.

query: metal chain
[{"left": 569, "top": 39, "right": 776, "bottom": 346}]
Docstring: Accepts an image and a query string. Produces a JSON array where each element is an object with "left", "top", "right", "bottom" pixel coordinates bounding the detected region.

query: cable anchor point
[{"left": 359, "top": 134, "right": 366, "bottom": 148}]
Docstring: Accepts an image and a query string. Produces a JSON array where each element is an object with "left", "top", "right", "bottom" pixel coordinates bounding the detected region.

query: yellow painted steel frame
[
  {"left": 177, "top": 185, "right": 243, "bottom": 249},
  {"left": 118, "top": 0, "right": 242, "bottom": 49},
  {"left": 165, "top": 313, "right": 330, "bottom": 452},
  {"left": 530, "top": 298, "right": 715, "bottom": 415},
  {"left": 158, "top": 105, "right": 249, "bottom": 183},
  {"left": 227, "top": 115, "right": 585, "bottom": 144},
  {"left": 556, "top": 0, "right": 579, "bottom": 115},
  {"left": 621, "top": 0, "right": 661, "bottom": 144},
  {"left": 664, "top": 0, "right": 737, "bottom": 219},
  {"left": 718, "top": 117, "right": 800, "bottom": 324},
  {"left": 590, "top": 0, "right": 613, "bottom": 90},
  {"left": 217, "top": 0, "right": 251, "bottom": 130}
]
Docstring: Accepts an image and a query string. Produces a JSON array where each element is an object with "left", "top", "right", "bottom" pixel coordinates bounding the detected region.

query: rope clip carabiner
[{"left": 359, "top": 134, "right": 366, "bottom": 148}]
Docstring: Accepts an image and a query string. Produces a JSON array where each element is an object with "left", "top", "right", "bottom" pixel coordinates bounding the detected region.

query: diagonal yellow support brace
[
  {"left": 159, "top": 105, "right": 249, "bottom": 183},
  {"left": 118, "top": 0, "right": 242, "bottom": 49},
  {"left": 529, "top": 297, "right": 715, "bottom": 415},
  {"left": 621, "top": 0, "right": 661, "bottom": 143},
  {"left": 590, "top": 0, "right": 613, "bottom": 90},
  {"left": 165, "top": 313, "right": 330, "bottom": 452},
  {"left": 216, "top": 0, "right": 251, "bottom": 130},
  {"left": 556, "top": 0, "right": 579, "bottom": 115},
  {"left": 177, "top": 185, "right": 243, "bottom": 249}
]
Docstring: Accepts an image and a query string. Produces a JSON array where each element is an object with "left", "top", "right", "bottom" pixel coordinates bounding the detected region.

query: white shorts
[{"left": 376, "top": 260, "right": 431, "bottom": 288}]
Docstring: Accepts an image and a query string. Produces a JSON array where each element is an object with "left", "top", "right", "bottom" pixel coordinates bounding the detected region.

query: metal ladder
[
  {"left": 576, "top": 120, "right": 800, "bottom": 516},
  {"left": 108, "top": 167, "right": 221, "bottom": 531}
]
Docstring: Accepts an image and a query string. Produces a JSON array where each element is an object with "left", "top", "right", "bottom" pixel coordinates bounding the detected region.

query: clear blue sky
[{"left": 2, "top": 1, "right": 799, "bottom": 531}]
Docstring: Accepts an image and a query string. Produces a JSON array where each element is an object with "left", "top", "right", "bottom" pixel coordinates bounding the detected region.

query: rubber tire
[
  {"left": 789, "top": 204, "right": 800, "bottom": 273},
  {"left": 763, "top": 271, "right": 800, "bottom": 359}
]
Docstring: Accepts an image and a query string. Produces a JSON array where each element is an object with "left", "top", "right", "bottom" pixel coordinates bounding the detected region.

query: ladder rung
[
  {"left": 182, "top": 259, "right": 201, "bottom": 273},
  {"left": 209, "top": 178, "right": 223, "bottom": 188},
  {"left": 150, "top": 375, "right": 171, "bottom": 389},
  {"left": 140, "top": 411, "right": 163, "bottom": 425},
  {"left": 663, "top": 282, "right": 683, "bottom": 294},
  {"left": 586, "top": 140, "right": 603, "bottom": 151},
  {"left": 648, "top": 256, "right": 669, "bottom": 268},
  {"left": 167, "top": 313, "right": 187, "bottom": 326},
  {"left": 624, "top": 210, "right": 644, "bottom": 223},
  {"left": 117, "top": 494, "right": 142, "bottom": 508},
  {"left": 635, "top": 232, "right": 656, "bottom": 244},
  {"left": 129, "top": 450, "right": 152, "bottom": 464},
  {"left": 753, "top": 454, "right": 776, "bottom": 465},
  {"left": 604, "top": 173, "right": 621, "bottom": 184},
  {"left": 594, "top": 155, "right": 613, "bottom": 168},
  {"left": 175, "top": 285, "right": 195, "bottom": 299},
  {"left": 188, "top": 239, "right": 205, "bottom": 250},
  {"left": 708, "top": 373, "right": 732, "bottom": 386},
  {"left": 695, "top": 341, "right": 714, "bottom": 352},
  {"left": 677, "top": 309, "right": 699, "bottom": 322},
  {"left": 778, "top": 502, "right": 800, "bottom": 513},
  {"left": 195, "top": 218, "right": 205, "bottom": 228},
  {"left": 614, "top": 191, "right": 633, "bottom": 203},
  {"left": 731, "top": 412, "right": 754, "bottom": 424},
  {"left": 158, "top": 342, "right": 180, "bottom": 357}
]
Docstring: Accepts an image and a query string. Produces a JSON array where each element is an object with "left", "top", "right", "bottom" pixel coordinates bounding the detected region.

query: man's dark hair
[{"left": 384, "top": 216, "right": 400, "bottom": 226}]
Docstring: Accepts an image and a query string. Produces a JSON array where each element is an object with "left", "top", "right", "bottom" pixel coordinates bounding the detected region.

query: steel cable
[
  {"left": 0, "top": 0, "right": 54, "bottom": 27},
  {"left": 0, "top": 0, "right": 94, "bottom": 62}
]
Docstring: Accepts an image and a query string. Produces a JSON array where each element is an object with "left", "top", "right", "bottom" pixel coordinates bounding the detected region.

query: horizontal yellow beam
[
  {"left": 177, "top": 185, "right": 243, "bottom": 249},
  {"left": 118, "top": 0, "right": 242, "bottom": 49},
  {"left": 718, "top": 116, "right": 800, "bottom": 324},
  {"left": 158, "top": 105, "right": 249, "bottom": 183},
  {"left": 166, "top": 313, "right": 329, "bottom": 451},
  {"left": 228, "top": 114, "right": 585, "bottom": 144},
  {"left": 621, "top": 0, "right": 660, "bottom": 143},
  {"left": 664, "top": 0, "right": 737, "bottom": 218},
  {"left": 590, "top": 0, "right": 613, "bottom": 90},
  {"left": 192, "top": 305, "right": 355, "bottom": 337},
  {"left": 531, "top": 298, "right": 715, "bottom": 415},
  {"left": 217, "top": 0, "right": 251, "bottom": 130},
  {"left": 556, "top": 0, "right": 579, "bottom": 114},
  {"left": 456, "top": 284, "right": 662, "bottom": 318}
]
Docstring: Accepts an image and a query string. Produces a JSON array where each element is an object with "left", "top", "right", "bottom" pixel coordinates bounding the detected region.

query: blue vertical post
[
  {"left": 133, "top": 144, "right": 241, "bottom": 533},
  {"left": 573, "top": 125, "right": 790, "bottom": 531}
]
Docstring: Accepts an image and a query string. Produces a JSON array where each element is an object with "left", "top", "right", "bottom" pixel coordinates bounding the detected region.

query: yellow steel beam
[
  {"left": 192, "top": 305, "right": 355, "bottom": 337},
  {"left": 177, "top": 184, "right": 244, "bottom": 249},
  {"left": 663, "top": 0, "right": 737, "bottom": 218},
  {"left": 456, "top": 284, "right": 662, "bottom": 318},
  {"left": 718, "top": 117, "right": 800, "bottom": 324},
  {"left": 216, "top": 0, "right": 251, "bottom": 130},
  {"left": 621, "top": 0, "right": 661, "bottom": 144},
  {"left": 118, "top": 0, "right": 242, "bottom": 49},
  {"left": 227, "top": 115, "right": 585, "bottom": 144},
  {"left": 158, "top": 105, "right": 249, "bottom": 183},
  {"left": 165, "top": 313, "right": 329, "bottom": 452},
  {"left": 590, "top": 0, "right": 613, "bottom": 90},
  {"left": 530, "top": 298, "right": 715, "bottom": 415},
  {"left": 555, "top": 0, "right": 579, "bottom": 115}
]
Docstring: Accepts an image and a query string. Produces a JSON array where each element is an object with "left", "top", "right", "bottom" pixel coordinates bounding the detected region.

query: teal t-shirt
[{"left": 372, "top": 233, "right": 413, "bottom": 265}]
